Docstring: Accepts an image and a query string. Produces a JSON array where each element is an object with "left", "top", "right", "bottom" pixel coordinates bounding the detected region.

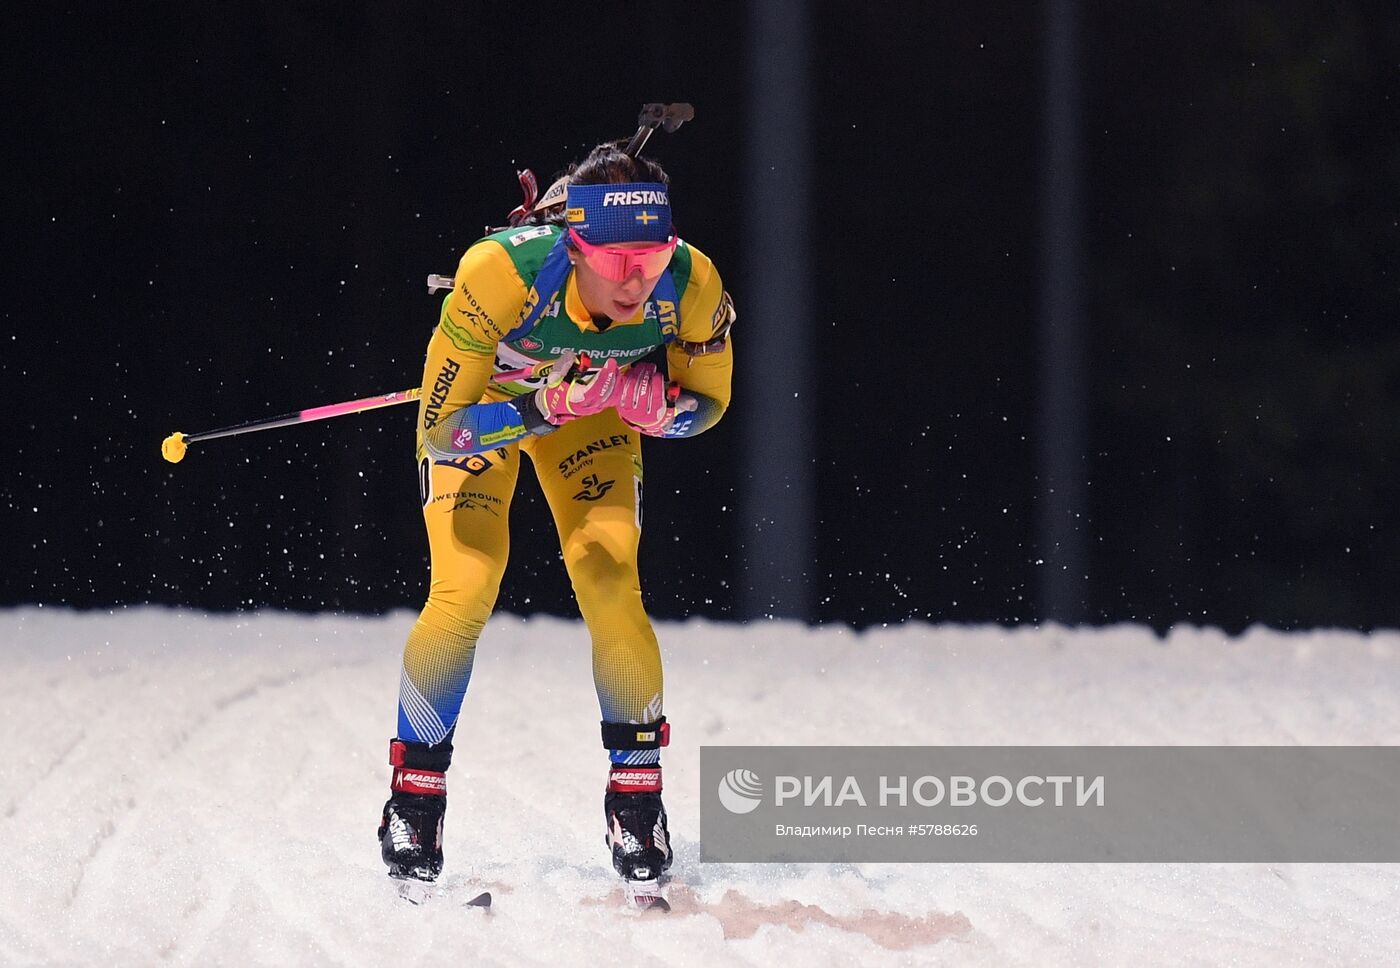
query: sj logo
[{"left": 572, "top": 474, "right": 615, "bottom": 502}]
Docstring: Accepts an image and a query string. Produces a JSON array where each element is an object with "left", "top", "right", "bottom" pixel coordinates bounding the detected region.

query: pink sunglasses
[{"left": 568, "top": 227, "right": 678, "bottom": 282}]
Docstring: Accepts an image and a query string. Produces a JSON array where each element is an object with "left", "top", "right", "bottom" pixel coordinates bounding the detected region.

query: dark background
[{"left": 3, "top": 2, "right": 1396, "bottom": 631}]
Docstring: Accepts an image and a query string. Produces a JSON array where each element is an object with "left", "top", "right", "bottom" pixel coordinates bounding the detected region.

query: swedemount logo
[{"left": 718, "top": 768, "right": 763, "bottom": 814}]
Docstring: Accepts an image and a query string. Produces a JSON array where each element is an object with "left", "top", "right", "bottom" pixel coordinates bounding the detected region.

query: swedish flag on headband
[{"left": 565, "top": 182, "right": 674, "bottom": 245}]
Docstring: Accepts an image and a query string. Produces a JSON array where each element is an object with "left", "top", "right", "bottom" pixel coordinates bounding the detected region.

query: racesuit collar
[{"left": 563, "top": 269, "right": 646, "bottom": 332}]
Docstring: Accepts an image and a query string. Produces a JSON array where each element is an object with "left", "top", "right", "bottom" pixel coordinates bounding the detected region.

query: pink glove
[
  {"left": 535, "top": 357, "right": 622, "bottom": 425},
  {"left": 615, "top": 363, "right": 696, "bottom": 435}
]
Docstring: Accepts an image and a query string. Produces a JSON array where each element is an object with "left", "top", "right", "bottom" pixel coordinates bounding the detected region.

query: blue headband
[{"left": 564, "top": 181, "right": 673, "bottom": 244}]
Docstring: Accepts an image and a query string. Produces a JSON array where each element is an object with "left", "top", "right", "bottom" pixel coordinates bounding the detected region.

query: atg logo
[{"left": 717, "top": 768, "right": 763, "bottom": 814}]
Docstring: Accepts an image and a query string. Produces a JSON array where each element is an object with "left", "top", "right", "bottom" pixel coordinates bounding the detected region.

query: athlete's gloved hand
[
  {"left": 615, "top": 363, "right": 698, "bottom": 436},
  {"left": 534, "top": 356, "right": 622, "bottom": 426}
]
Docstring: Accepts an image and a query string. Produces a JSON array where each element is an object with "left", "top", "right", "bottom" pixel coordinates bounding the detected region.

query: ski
[
  {"left": 392, "top": 872, "right": 669, "bottom": 912},
  {"left": 623, "top": 877, "right": 671, "bottom": 912},
  {"left": 393, "top": 877, "right": 492, "bottom": 910}
]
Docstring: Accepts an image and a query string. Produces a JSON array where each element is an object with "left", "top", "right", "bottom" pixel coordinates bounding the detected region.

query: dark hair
[
  {"left": 567, "top": 139, "right": 670, "bottom": 187},
  {"left": 523, "top": 140, "right": 670, "bottom": 227}
]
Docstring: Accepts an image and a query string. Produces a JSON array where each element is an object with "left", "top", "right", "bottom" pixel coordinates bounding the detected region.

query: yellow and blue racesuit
[{"left": 398, "top": 223, "right": 732, "bottom": 765}]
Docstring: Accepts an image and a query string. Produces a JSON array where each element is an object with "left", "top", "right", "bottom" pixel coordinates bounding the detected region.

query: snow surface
[{"left": 2, "top": 608, "right": 1398, "bottom": 967}]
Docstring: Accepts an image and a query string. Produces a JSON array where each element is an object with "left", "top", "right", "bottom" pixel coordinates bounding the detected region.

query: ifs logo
[{"left": 718, "top": 769, "right": 763, "bottom": 814}]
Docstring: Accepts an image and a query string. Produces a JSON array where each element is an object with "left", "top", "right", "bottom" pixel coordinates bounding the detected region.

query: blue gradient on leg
[{"left": 610, "top": 748, "right": 661, "bottom": 765}]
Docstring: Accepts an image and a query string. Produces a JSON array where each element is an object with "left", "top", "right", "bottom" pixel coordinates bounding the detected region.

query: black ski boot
[
  {"left": 378, "top": 739, "right": 451, "bottom": 881},
  {"left": 601, "top": 717, "right": 673, "bottom": 888},
  {"left": 604, "top": 765, "right": 673, "bottom": 882}
]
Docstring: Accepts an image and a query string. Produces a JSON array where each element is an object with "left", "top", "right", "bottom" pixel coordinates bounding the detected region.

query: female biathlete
[{"left": 377, "top": 141, "right": 734, "bottom": 898}]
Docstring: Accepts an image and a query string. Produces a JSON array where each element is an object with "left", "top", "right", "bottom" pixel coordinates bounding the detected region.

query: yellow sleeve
[
  {"left": 666, "top": 243, "right": 734, "bottom": 426},
  {"left": 415, "top": 241, "right": 528, "bottom": 448}
]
